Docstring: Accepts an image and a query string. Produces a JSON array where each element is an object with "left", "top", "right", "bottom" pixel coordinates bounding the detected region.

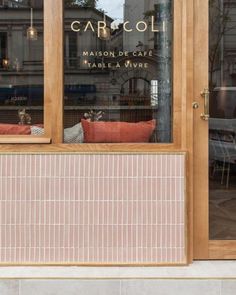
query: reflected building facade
[{"left": 0, "top": 0, "right": 174, "bottom": 141}]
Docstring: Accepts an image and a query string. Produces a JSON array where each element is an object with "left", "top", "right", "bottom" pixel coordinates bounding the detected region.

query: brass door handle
[{"left": 200, "top": 88, "right": 210, "bottom": 120}]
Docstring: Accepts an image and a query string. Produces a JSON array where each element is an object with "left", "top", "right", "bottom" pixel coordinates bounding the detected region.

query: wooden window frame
[{"left": 0, "top": 0, "right": 189, "bottom": 154}]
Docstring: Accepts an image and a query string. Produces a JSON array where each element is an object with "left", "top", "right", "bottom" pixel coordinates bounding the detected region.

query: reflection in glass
[
  {"left": 0, "top": 0, "right": 44, "bottom": 135},
  {"left": 64, "top": 0, "right": 173, "bottom": 143},
  {"left": 209, "top": 0, "right": 236, "bottom": 239}
]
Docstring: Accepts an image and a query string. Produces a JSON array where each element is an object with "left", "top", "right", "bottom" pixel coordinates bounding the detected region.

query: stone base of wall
[
  {"left": 0, "top": 278, "right": 235, "bottom": 295},
  {"left": 1, "top": 262, "right": 236, "bottom": 294}
]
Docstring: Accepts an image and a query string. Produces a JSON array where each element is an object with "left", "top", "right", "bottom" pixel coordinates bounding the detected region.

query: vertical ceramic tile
[{"left": 0, "top": 154, "right": 186, "bottom": 264}]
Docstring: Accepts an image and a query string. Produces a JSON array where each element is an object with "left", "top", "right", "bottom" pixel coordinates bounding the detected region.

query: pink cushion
[
  {"left": 0, "top": 124, "right": 31, "bottom": 135},
  {"left": 81, "top": 119, "right": 156, "bottom": 143}
]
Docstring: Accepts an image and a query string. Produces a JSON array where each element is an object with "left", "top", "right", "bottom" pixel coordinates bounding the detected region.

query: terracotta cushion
[
  {"left": 81, "top": 119, "right": 156, "bottom": 143},
  {"left": 0, "top": 123, "right": 31, "bottom": 135}
]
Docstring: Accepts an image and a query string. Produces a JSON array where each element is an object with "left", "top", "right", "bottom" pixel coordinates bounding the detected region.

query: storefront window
[
  {"left": 0, "top": 0, "right": 44, "bottom": 136},
  {"left": 64, "top": 0, "right": 173, "bottom": 144},
  {"left": 209, "top": 0, "right": 236, "bottom": 239}
]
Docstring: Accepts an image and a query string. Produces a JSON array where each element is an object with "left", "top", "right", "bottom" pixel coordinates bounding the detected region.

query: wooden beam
[
  {"left": 44, "top": 0, "right": 64, "bottom": 143},
  {"left": 193, "top": 0, "right": 209, "bottom": 259},
  {"left": 185, "top": 0, "right": 194, "bottom": 263},
  {"left": 209, "top": 241, "right": 236, "bottom": 259},
  {"left": 0, "top": 136, "right": 51, "bottom": 144}
]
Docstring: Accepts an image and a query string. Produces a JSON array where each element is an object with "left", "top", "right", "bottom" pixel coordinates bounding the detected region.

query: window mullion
[{"left": 44, "top": 0, "right": 64, "bottom": 143}]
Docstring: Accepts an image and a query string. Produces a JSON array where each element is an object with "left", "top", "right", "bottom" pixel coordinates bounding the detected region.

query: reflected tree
[
  {"left": 209, "top": 0, "right": 235, "bottom": 89},
  {"left": 65, "top": 0, "right": 98, "bottom": 8}
]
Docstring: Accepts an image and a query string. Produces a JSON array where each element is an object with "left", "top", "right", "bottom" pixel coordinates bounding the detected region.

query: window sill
[
  {"left": 0, "top": 136, "right": 51, "bottom": 144},
  {"left": 0, "top": 143, "right": 185, "bottom": 153}
]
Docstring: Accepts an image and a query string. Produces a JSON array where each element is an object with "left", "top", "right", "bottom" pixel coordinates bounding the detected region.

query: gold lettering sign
[{"left": 71, "top": 16, "right": 159, "bottom": 35}]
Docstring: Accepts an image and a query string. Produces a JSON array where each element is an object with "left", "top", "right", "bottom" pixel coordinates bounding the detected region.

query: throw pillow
[
  {"left": 81, "top": 119, "right": 156, "bottom": 143},
  {"left": 0, "top": 123, "right": 31, "bottom": 135}
]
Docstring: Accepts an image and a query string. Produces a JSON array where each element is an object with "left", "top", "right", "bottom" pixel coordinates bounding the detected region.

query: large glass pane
[
  {"left": 0, "top": 0, "right": 44, "bottom": 136},
  {"left": 209, "top": 0, "right": 236, "bottom": 239},
  {"left": 64, "top": 0, "right": 173, "bottom": 144}
]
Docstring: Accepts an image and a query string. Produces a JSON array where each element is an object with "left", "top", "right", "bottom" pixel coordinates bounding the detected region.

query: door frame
[
  {"left": 193, "top": 0, "right": 236, "bottom": 260},
  {"left": 193, "top": 0, "right": 209, "bottom": 259}
]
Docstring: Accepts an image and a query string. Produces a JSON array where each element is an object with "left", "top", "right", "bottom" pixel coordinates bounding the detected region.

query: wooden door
[{"left": 194, "top": 0, "right": 236, "bottom": 259}]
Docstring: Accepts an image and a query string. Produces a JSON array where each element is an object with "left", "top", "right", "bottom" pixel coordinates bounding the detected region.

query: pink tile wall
[{"left": 0, "top": 154, "right": 186, "bottom": 264}]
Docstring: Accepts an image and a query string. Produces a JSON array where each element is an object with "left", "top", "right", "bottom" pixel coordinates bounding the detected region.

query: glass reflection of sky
[{"left": 97, "top": 0, "right": 124, "bottom": 24}]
